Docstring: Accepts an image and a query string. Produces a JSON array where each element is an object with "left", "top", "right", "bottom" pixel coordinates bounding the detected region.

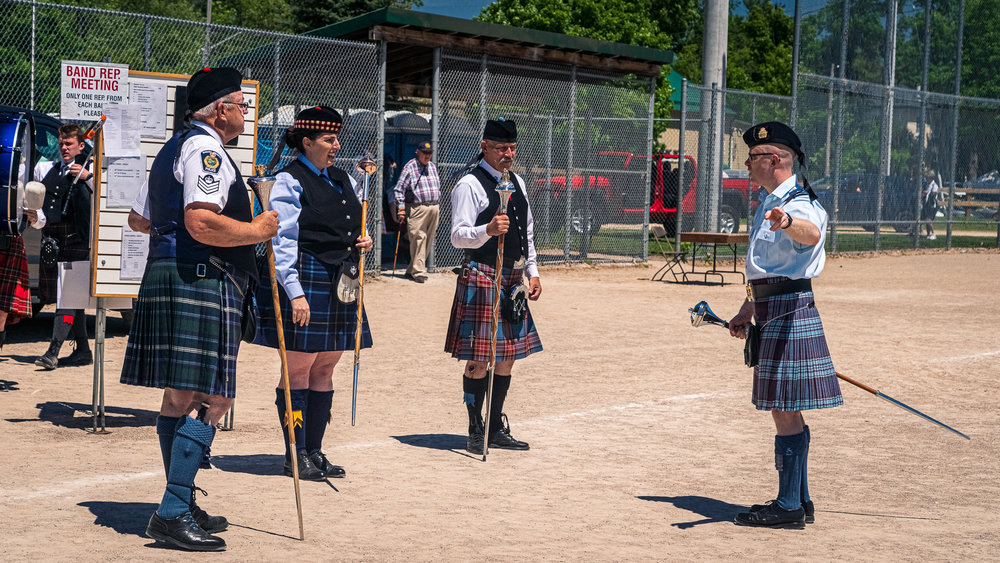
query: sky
[{"left": 412, "top": 1, "right": 822, "bottom": 22}]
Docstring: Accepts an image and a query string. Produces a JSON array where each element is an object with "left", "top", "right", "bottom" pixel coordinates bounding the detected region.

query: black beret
[
  {"left": 186, "top": 67, "right": 243, "bottom": 111},
  {"left": 483, "top": 118, "right": 517, "bottom": 142},
  {"left": 743, "top": 121, "right": 803, "bottom": 158},
  {"left": 416, "top": 139, "right": 433, "bottom": 152},
  {"left": 292, "top": 106, "right": 342, "bottom": 133}
]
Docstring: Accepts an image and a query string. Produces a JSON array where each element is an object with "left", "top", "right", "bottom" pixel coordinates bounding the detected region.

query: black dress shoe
[
  {"left": 283, "top": 449, "right": 326, "bottom": 481},
  {"left": 404, "top": 272, "right": 426, "bottom": 284},
  {"left": 190, "top": 487, "right": 228, "bottom": 533},
  {"left": 146, "top": 511, "right": 226, "bottom": 551},
  {"left": 488, "top": 414, "right": 530, "bottom": 450},
  {"left": 309, "top": 451, "right": 346, "bottom": 478},
  {"left": 734, "top": 503, "right": 806, "bottom": 529},
  {"left": 466, "top": 431, "right": 484, "bottom": 455},
  {"left": 61, "top": 348, "right": 93, "bottom": 367},
  {"left": 749, "top": 499, "right": 814, "bottom": 524}
]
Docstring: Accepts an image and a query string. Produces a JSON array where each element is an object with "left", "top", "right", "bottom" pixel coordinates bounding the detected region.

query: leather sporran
[
  {"left": 501, "top": 284, "right": 528, "bottom": 323},
  {"left": 40, "top": 235, "right": 60, "bottom": 267},
  {"left": 744, "top": 322, "right": 761, "bottom": 368},
  {"left": 240, "top": 279, "right": 259, "bottom": 343}
]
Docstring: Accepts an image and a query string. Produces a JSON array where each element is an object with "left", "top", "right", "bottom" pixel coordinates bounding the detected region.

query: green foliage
[{"left": 292, "top": 0, "right": 422, "bottom": 33}]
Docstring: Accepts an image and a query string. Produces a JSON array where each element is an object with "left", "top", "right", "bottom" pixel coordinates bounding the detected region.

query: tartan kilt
[
  {"left": 752, "top": 277, "right": 842, "bottom": 411},
  {"left": 444, "top": 260, "right": 542, "bottom": 362},
  {"left": 0, "top": 236, "right": 32, "bottom": 324},
  {"left": 38, "top": 222, "right": 88, "bottom": 305},
  {"left": 254, "top": 250, "right": 372, "bottom": 353},
  {"left": 120, "top": 258, "right": 247, "bottom": 398}
]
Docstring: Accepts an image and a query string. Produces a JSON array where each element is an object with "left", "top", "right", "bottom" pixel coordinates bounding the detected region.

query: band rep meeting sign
[{"left": 61, "top": 60, "right": 129, "bottom": 120}]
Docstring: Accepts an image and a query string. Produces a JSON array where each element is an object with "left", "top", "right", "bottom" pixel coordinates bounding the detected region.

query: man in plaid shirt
[{"left": 393, "top": 140, "right": 440, "bottom": 283}]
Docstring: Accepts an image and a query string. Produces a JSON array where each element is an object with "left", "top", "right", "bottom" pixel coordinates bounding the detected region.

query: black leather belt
[{"left": 747, "top": 278, "right": 812, "bottom": 300}]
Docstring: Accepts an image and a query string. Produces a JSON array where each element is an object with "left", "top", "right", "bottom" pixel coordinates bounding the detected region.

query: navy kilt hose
[
  {"left": 254, "top": 250, "right": 372, "bottom": 353},
  {"left": 120, "top": 258, "right": 247, "bottom": 398},
  {"left": 0, "top": 236, "right": 32, "bottom": 323},
  {"left": 752, "top": 276, "right": 842, "bottom": 411},
  {"left": 444, "top": 260, "right": 542, "bottom": 362}
]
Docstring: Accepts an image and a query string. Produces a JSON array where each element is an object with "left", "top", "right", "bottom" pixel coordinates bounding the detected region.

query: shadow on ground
[
  {"left": 4, "top": 401, "right": 157, "bottom": 429},
  {"left": 392, "top": 433, "right": 467, "bottom": 451},
  {"left": 210, "top": 453, "right": 284, "bottom": 477},
  {"left": 80, "top": 500, "right": 158, "bottom": 537},
  {"left": 638, "top": 495, "right": 746, "bottom": 529}
]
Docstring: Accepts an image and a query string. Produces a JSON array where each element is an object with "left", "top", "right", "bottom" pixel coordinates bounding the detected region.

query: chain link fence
[{"left": 432, "top": 49, "right": 655, "bottom": 269}]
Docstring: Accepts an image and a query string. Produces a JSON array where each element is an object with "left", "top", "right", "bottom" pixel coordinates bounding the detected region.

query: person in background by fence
[
  {"left": 253, "top": 106, "right": 373, "bottom": 482},
  {"left": 922, "top": 171, "right": 940, "bottom": 240},
  {"left": 33, "top": 123, "right": 94, "bottom": 369},
  {"left": 120, "top": 67, "right": 278, "bottom": 552},
  {"left": 394, "top": 140, "right": 440, "bottom": 283},
  {"left": 728, "top": 121, "right": 842, "bottom": 529},
  {"left": 445, "top": 118, "right": 542, "bottom": 455}
]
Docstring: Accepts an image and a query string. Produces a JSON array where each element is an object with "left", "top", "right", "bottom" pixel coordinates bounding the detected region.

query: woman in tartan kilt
[
  {"left": 445, "top": 118, "right": 542, "bottom": 455},
  {"left": 728, "top": 122, "right": 842, "bottom": 529},
  {"left": 253, "top": 106, "right": 372, "bottom": 481}
]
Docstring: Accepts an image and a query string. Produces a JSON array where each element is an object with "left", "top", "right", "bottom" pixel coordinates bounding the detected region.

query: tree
[{"left": 292, "top": 0, "right": 423, "bottom": 33}]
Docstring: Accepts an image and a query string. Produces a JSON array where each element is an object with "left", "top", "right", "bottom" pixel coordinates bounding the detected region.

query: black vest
[
  {"left": 465, "top": 166, "right": 530, "bottom": 268},
  {"left": 41, "top": 160, "right": 90, "bottom": 226},
  {"left": 283, "top": 159, "right": 361, "bottom": 266},
  {"left": 147, "top": 127, "right": 257, "bottom": 281}
]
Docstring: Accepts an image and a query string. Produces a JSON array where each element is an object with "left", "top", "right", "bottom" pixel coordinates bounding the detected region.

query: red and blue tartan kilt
[
  {"left": 120, "top": 258, "right": 246, "bottom": 398},
  {"left": 0, "top": 236, "right": 32, "bottom": 324},
  {"left": 254, "top": 250, "right": 372, "bottom": 353},
  {"left": 444, "top": 260, "right": 542, "bottom": 362},
  {"left": 752, "top": 277, "right": 842, "bottom": 411}
]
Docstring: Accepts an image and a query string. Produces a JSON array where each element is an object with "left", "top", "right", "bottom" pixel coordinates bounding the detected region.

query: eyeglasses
[
  {"left": 747, "top": 152, "right": 776, "bottom": 160},
  {"left": 222, "top": 101, "right": 252, "bottom": 112}
]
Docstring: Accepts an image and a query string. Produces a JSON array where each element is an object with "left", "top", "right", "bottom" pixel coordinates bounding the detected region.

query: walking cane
[
  {"left": 392, "top": 231, "right": 401, "bottom": 276},
  {"left": 687, "top": 300, "right": 971, "bottom": 440},
  {"left": 352, "top": 156, "right": 377, "bottom": 426},
  {"left": 482, "top": 169, "right": 516, "bottom": 461},
  {"left": 248, "top": 167, "right": 305, "bottom": 540}
]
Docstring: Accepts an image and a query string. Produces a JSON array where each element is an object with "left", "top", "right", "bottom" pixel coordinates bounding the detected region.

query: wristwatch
[{"left": 782, "top": 214, "right": 793, "bottom": 229}]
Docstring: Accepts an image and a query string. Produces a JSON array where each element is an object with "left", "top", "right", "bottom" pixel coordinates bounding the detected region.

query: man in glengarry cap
[
  {"left": 445, "top": 118, "right": 542, "bottom": 455},
  {"left": 120, "top": 66, "right": 279, "bottom": 551},
  {"left": 728, "top": 121, "right": 842, "bottom": 529}
]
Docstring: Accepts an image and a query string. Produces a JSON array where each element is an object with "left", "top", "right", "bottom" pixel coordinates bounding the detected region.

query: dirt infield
[{"left": 1, "top": 250, "right": 998, "bottom": 561}]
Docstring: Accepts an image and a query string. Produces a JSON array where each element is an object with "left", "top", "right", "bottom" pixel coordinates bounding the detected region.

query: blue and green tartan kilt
[
  {"left": 444, "top": 260, "right": 542, "bottom": 363},
  {"left": 752, "top": 277, "right": 842, "bottom": 411},
  {"left": 120, "top": 258, "right": 246, "bottom": 398},
  {"left": 253, "top": 250, "right": 372, "bottom": 353}
]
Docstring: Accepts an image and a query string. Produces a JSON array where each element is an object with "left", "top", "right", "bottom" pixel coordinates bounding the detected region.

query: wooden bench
[{"left": 949, "top": 188, "right": 999, "bottom": 216}]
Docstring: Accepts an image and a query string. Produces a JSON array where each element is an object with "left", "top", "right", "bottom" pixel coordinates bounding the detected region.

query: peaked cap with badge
[{"left": 743, "top": 121, "right": 816, "bottom": 199}]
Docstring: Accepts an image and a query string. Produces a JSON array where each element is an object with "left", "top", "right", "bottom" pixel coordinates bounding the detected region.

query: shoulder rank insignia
[
  {"left": 198, "top": 174, "right": 220, "bottom": 194},
  {"left": 201, "top": 151, "right": 221, "bottom": 173}
]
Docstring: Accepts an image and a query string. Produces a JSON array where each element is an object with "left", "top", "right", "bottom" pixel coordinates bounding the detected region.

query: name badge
[{"left": 757, "top": 228, "right": 775, "bottom": 243}]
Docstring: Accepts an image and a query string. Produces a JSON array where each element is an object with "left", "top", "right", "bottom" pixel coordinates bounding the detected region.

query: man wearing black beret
[
  {"left": 121, "top": 67, "right": 279, "bottom": 551},
  {"left": 728, "top": 121, "right": 842, "bottom": 529},
  {"left": 445, "top": 118, "right": 543, "bottom": 454}
]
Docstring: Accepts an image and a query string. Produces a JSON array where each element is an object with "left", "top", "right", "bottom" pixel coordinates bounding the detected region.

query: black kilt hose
[
  {"left": 254, "top": 250, "right": 372, "bottom": 353},
  {"left": 752, "top": 277, "right": 842, "bottom": 412},
  {"left": 120, "top": 258, "right": 248, "bottom": 398},
  {"left": 444, "top": 260, "right": 542, "bottom": 362}
]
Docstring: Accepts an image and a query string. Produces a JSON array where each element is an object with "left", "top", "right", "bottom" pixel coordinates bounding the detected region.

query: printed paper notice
[
  {"left": 120, "top": 224, "right": 149, "bottom": 280},
  {"left": 102, "top": 103, "right": 142, "bottom": 156},
  {"left": 60, "top": 60, "right": 129, "bottom": 120},
  {"left": 106, "top": 156, "right": 145, "bottom": 208},
  {"left": 131, "top": 81, "right": 167, "bottom": 139}
]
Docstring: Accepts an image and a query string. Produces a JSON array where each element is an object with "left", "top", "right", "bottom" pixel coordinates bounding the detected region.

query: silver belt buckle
[{"left": 196, "top": 263, "right": 207, "bottom": 278}]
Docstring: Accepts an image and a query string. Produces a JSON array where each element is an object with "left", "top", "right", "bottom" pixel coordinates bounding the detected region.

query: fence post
[
  {"left": 675, "top": 79, "right": 687, "bottom": 253},
  {"left": 830, "top": 0, "right": 851, "bottom": 253},
  {"left": 374, "top": 39, "right": 387, "bottom": 273},
  {"left": 947, "top": 0, "right": 966, "bottom": 249},
  {"left": 144, "top": 17, "right": 152, "bottom": 72},
  {"left": 429, "top": 46, "right": 441, "bottom": 271},
  {"left": 271, "top": 40, "right": 280, "bottom": 154},
  {"left": 643, "top": 75, "right": 656, "bottom": 262},
  {"left": 790, "top": 0, "right": 801, "bottom": 129},
  {"left": 913, "top": 0, "right": 932, "bottom": 249},
  {"left": 875, "top": 0, "right": 899, "bottom": 252},
  {"left": 564, "top": 64, "right": 577, "bottom": 261},
  {"left": 30, "top": 2, "right": 36, "bottom": 110},
  {"left": 543, "top": 114, "right": 552, "bottom": 246}
]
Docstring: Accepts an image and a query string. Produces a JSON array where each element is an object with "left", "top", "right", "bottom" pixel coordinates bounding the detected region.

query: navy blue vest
[
  {"left": 465, "top": 166, "right": 530, "bottom": 268},
  {"left": 283, "top": 159, "right": 361, "bottom": 266},
  {"left": 147, "top": 127, "right": 257, "bottom": 281}
]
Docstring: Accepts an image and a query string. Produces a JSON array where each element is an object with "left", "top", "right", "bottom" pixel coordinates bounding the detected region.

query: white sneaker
[{"left": 927, "top": 234, "right": 936, "bottom": 240}]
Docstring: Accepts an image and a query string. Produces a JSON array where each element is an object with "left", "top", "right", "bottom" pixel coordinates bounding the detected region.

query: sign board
[
  {"left": 91, "top": 70, "right": 259, "bottom": 298},
  {"left": 60, "top": 61, "right": 129, "bottom": 119}
]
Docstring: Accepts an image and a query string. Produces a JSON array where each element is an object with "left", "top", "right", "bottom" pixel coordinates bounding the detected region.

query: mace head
[
  {"left": 496, "top": 168, "right": 515, "bottom": 213},
  {"left": 358, "top": 156, "right": 377, "bottom": 176}
]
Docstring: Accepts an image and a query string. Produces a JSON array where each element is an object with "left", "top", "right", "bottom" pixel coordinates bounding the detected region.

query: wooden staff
[
  {"left": 392, "top": 230, "right": 401, "bottom": 276},
  {"left": 248, "top": 168, "right": 305, "bottom": 540},
  {"left": 482, "top": 168, "right": 516, "bottom": 461},
  {"left": 352, "top": 157, "right": 377, "bottom": 426}
]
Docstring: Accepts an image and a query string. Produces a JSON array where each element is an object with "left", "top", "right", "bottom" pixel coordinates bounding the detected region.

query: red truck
[{"left": 532, "top": 151, "right": 758, "bottom": 237}]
